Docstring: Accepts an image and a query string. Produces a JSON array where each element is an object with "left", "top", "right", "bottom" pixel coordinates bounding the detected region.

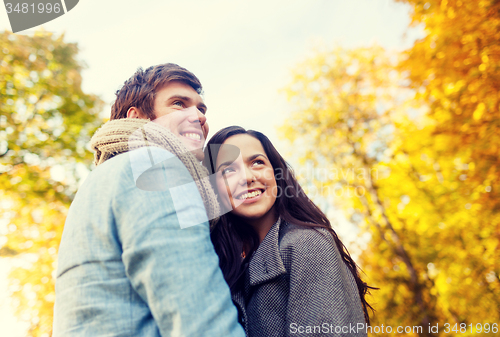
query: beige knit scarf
[{"left": 90, "top": 118, "right": 220, "bottom": 224}]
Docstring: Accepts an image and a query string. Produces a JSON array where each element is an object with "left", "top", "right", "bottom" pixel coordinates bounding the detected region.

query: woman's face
[{"left": 215, "top": 134, "right": 278, "bottom": 223}]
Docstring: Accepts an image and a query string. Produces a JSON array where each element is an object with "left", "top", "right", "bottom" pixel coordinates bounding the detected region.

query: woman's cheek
[{"left": 215, "top": 178, "right": 231, "bottom": 206}]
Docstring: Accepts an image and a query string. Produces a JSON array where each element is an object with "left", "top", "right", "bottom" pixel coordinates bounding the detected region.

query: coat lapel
[{"left": 248, "top": 218, "right": 287, "bottom": 286}]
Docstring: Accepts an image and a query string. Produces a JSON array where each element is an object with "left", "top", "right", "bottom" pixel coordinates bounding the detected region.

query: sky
[
  {"left": 2, "top": 0, "right": 422, "bottom": 149},
  {"left": 0, "top": 0, "right": 423, "bottom": 335}
]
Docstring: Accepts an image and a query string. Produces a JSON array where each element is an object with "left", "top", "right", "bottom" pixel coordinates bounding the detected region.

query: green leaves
[{"left": 0, "top": 31, "right": 103, "bottom": 337}]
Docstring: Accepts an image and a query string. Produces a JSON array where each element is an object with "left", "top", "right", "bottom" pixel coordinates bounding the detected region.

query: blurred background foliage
[
  {"left": 0, "top": 0, "right": 499, "bottom": 336},
  {"left": 281, "top": 0, "right": 499, "bottom": 336},
  {"left": 0, "top": 31, "right": 103, "bottom": 336}
]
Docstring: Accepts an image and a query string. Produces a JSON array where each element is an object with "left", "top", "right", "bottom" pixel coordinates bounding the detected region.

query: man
[{"left": 53, "top": 63, "right": 245, "bottom": 336}]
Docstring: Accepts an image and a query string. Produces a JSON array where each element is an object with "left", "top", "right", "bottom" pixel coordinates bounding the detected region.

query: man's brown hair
[{"left": 110, "top": 63, "right": 203, "bottom": 120}]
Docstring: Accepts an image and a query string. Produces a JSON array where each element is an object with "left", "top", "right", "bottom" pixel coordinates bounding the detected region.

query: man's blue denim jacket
[{"left": 53, "top": 148, "right": 244, "bottom": 337}]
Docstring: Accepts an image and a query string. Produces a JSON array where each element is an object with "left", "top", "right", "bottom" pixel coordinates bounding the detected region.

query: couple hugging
[{"left": 53, "top": 63, "right": 372, "bottom": 337}]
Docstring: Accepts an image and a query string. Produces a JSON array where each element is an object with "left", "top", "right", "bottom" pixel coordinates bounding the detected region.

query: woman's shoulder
[
  {"left": 278, "top": 221, "right": 337, "bottom": 255},
  {"left": 277, "top": 220, "right": 348, "bottom": 278}
]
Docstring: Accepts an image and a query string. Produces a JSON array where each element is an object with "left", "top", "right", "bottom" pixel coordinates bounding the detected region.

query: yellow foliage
[
  {"left": 281, "top": 1, "right": 500, "bottom": 334},
  {"left": 0, "top": 31, "right": 103, "bottom": 336}
]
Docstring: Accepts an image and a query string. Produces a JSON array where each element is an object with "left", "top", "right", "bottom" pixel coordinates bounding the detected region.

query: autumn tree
[
  {"left": 0, "top": 31, "right": 103, "bottom": 337},
  {"left": 281, "top": 45, "right": 442, "bottom": 335},
  {"left": 396, "top": 0, "right": 500, "bottom": 200},
  {"left": 280, "top": 0, "right": 500, "bottom": 332},
  {"left": 396, "top": 0, "right": 500, "bottom": 330}
]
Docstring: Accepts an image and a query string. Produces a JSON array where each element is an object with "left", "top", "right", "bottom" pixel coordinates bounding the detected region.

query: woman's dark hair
[{"left": 203, "top": 126, "right": 375, "bottom": 323}]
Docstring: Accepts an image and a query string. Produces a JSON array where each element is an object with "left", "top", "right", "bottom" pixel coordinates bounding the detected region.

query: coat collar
[{"left": 247, "top": 217, "right": 287, "bottom": 286}]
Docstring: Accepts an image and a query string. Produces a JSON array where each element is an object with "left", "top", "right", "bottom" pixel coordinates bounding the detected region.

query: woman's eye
[
  {"left": 252, "top": 160, "right": 264, "bottom": 166},
  {"left": 221, "top": 167, "right": 234, "bottom": 175}
]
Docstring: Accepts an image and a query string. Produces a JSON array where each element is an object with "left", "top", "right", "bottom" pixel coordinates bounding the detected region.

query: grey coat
[{"left": 232, "top": 218, "right": 367, "bottom": 337}]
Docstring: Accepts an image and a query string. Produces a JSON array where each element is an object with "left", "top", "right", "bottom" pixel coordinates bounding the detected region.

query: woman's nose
[{"left": 238, "top": 167, "right": 255, "bottom": 186}]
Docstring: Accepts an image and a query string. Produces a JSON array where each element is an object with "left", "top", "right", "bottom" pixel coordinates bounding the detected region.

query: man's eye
[{"left": 173, "top": 101, "right": 184, "bottom": 107}]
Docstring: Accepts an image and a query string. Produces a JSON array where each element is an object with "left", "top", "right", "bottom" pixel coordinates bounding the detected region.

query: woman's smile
[
  {"left": 235, "top": 188, "right": 264, "bottom": 201},
  {"left": 215, "top": 134, "right": 278, "bottom": 226}
]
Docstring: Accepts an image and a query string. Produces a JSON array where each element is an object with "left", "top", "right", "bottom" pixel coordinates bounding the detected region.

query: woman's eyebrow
[
  {"left": 216, "top": 153, "right": 267, "bottom": 171},
  {"left": 216, "top": 161, "right": 233, "bottom": 172},
  {"left": 247, "top": 154, "right": 267, "bottom": 161}
]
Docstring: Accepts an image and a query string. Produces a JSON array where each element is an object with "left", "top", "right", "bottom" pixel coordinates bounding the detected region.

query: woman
[{"left": 203, "top": 126, "right": 373, "bottom": 337}]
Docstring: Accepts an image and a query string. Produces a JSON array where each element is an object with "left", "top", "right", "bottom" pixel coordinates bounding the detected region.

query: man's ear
[{"left": 127, "top": 107, "right": 143, "bottom": 119}]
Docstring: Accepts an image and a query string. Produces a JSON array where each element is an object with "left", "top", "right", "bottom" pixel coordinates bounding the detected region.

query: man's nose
[
  {"left": 197, "top": 110, "right": 207, "bottom": 127},
  {"left": 192, "top": 109, "right": 208, "bottom": 138},
  {"left": 186, "top": 107, "right": 206, "bottom": 126}
]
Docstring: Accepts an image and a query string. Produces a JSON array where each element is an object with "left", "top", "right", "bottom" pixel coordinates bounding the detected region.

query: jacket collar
[{"left": 247, "top": 218, "right": 287, "bottom": 286}]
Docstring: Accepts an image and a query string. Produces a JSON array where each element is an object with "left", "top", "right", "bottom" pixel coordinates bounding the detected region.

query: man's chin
[
  {"left": 192, "top": 148, "right": 204, "bottom": 162},
  {"left": 180, "top": 142, "right": 204, "bottom": 161},
  {"left": 177, "top": 136, "right": 204, "bottom": 161}
]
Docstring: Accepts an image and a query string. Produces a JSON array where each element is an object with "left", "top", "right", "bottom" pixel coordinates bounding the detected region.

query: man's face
[{"left": 152, "top": 81, "right": 209, "bottom": 161}]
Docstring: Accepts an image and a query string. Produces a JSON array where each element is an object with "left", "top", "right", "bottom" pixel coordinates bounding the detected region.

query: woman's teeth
[
  {"left": 237, "top": 190, "right": 262, "bottom": 200},
  {"left": 182, "top": 133, "right": 201, "bottom": 141}
]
